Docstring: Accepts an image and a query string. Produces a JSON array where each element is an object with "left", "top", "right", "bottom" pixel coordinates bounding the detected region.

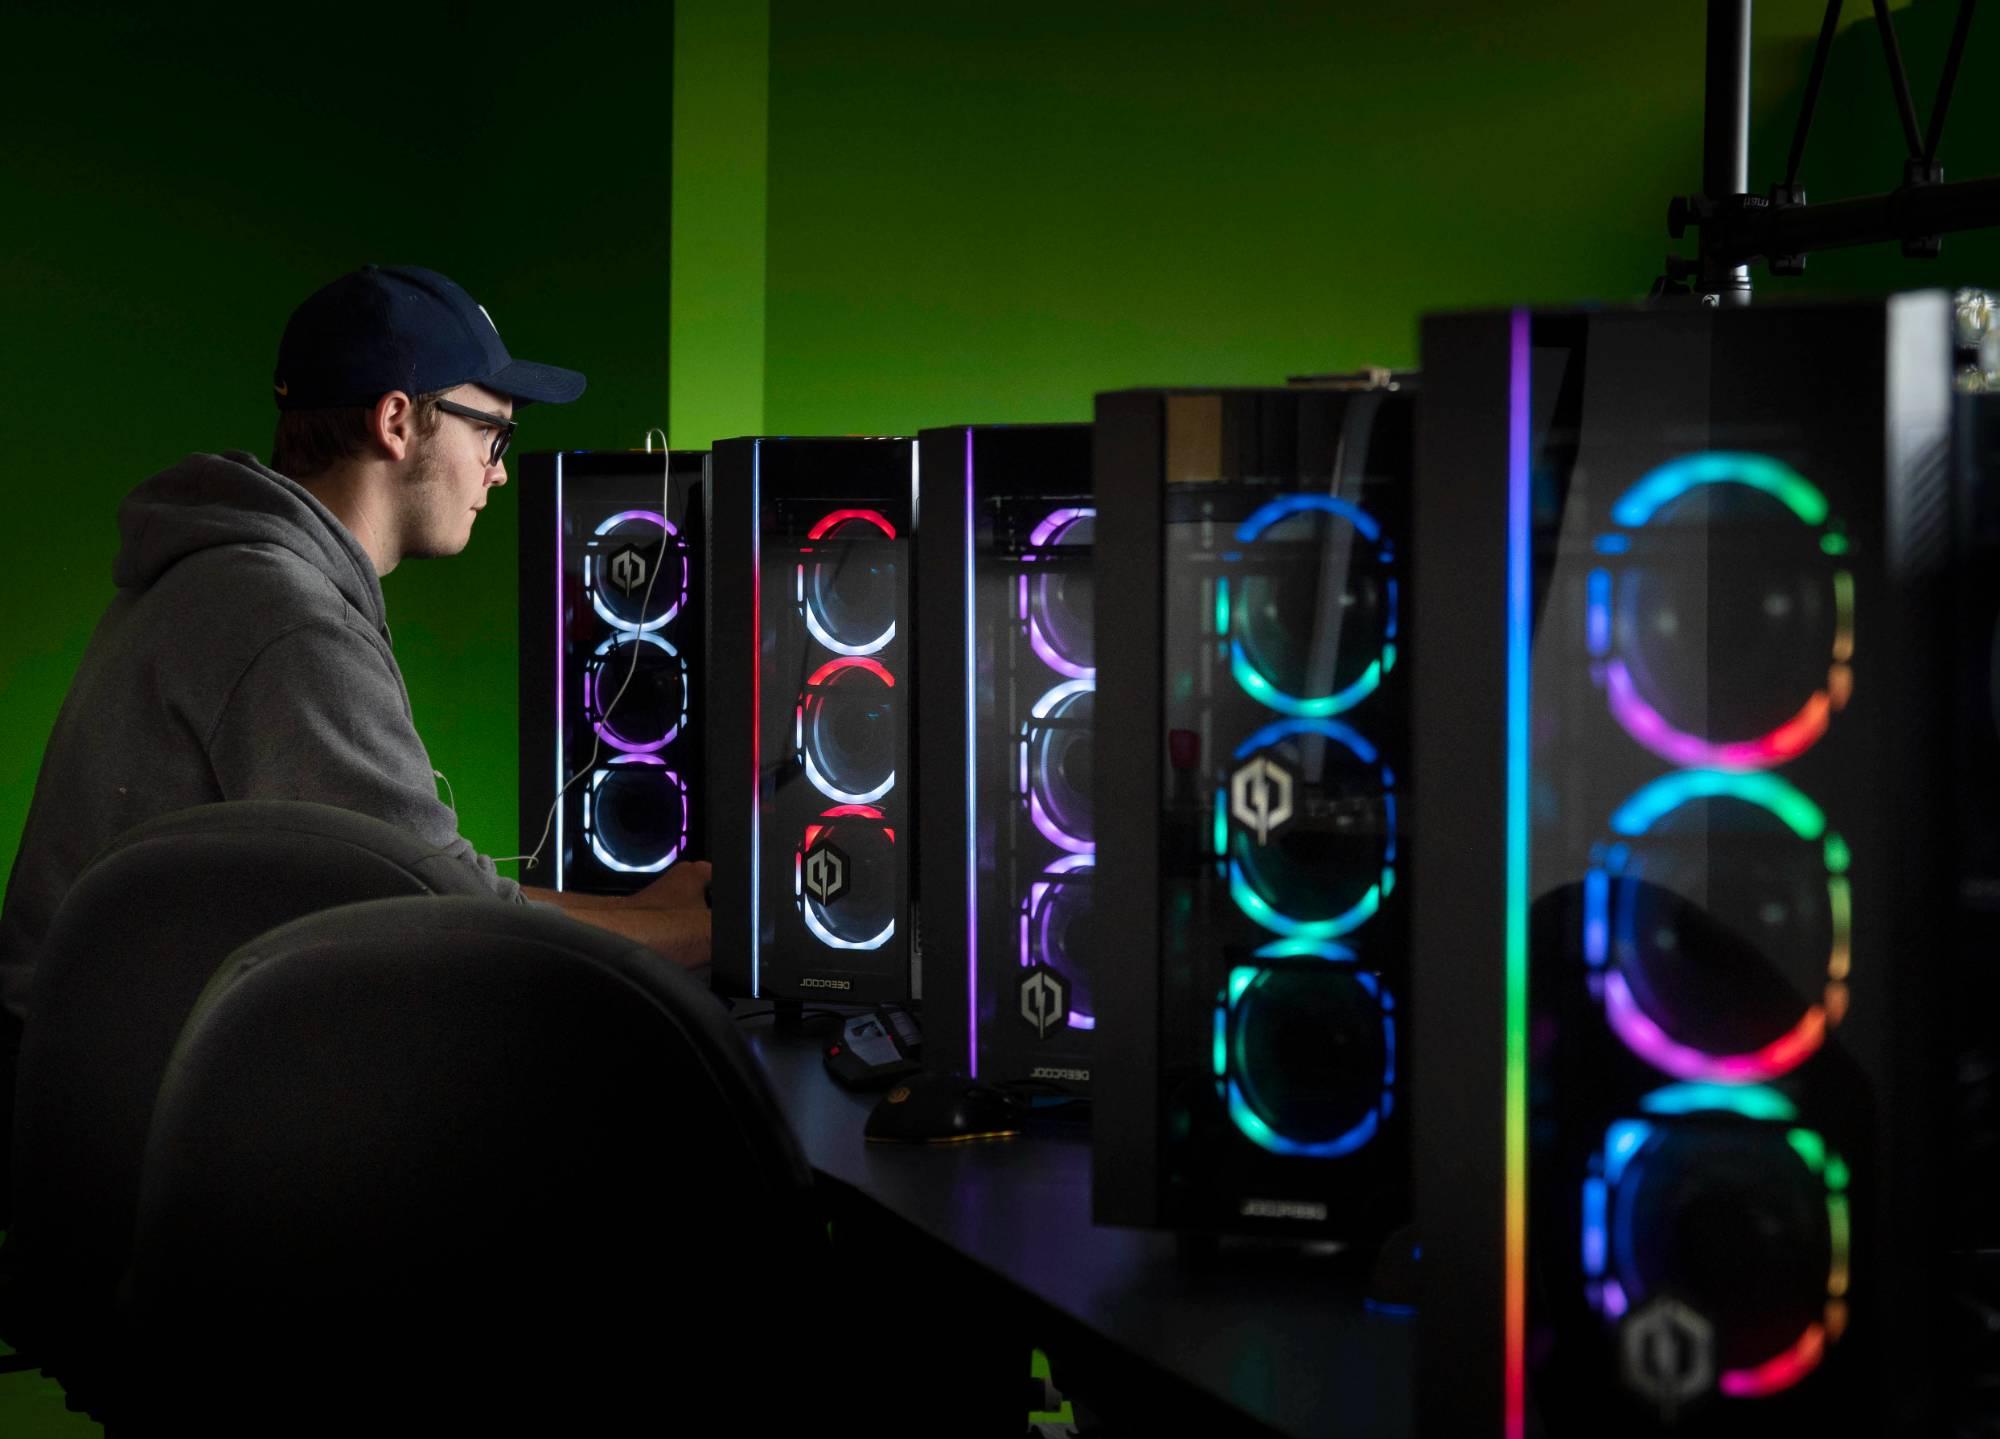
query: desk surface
[{"left": 742, "top": 1018, "right": 1413, "bottom": 1439}]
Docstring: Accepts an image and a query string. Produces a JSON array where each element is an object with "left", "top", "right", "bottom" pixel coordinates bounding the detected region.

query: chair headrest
[
  {"left": 7, "top": 801, "right": 501, "bottom": 1362},
  {"left": 134, "top": 894, "right": 815, "bottom": 1315}
]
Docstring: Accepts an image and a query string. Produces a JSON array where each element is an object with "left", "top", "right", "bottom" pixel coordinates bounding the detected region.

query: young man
[{"left": 0, "top": 264, "right": 710, "bottom": 1066}]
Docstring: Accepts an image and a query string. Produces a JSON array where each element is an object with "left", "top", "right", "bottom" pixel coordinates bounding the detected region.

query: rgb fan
[
  {"left": 1214, "top": 964, "right": 1396, "bottom": 1159},
  {"left": 802, "top": 509, "right": 898, "bottom": 656},
  {"left": 1221, "top": 715, "right": 1396, "bottom": 944},
  {"left": 1582, "top": 1088, "right": 1849, "bottom": 1403},
  {"left": 1585, "top": 772, "right": 1848, "bottom": 1084},
  {"left": 1220, "top": 494, "right": 1398, "bottom": 719},
  {"left": 1024, "top": 855, "right": 1096, "bottom": 1029},
  {"left": 1024, "top": 680, "right": 1094, "bottom": 853},
  {"left": 799, "top": 657, "right": 897, "bottom": 805},
  {"left": 1592, "top": 455, "right": 1853, "bottom": 771},
  {"left": 1027, "top": 508, "right": 1096, "bottom": 680},
  {"left": 796, "top": 805, "right": 897, "bottom": 950},
  {"left": 584, "top": 509, "right": 688, "bottom": 631},
  {"left": 583, "top": 757, "right": 688, "bottom": 874},
  {"left": 584, "top": 632, "right": 688, "bottom": 753}
]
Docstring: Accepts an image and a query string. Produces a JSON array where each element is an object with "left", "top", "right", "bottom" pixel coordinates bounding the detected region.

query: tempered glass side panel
[
  {"left": 754, "top": 439, "right": 917, "bottom": 1000},
  {"left": 1517, "top": 301, "right": 1950, "bottom": 1437},
  {"left": 968, "top": 427, "right": 1095, "bottom": 1084},
  {"left": 1155, "top": 387, "right": 1412, "bottom": 1235},
  {"left": 528, "top": 450, "right": 707, "bottom": 894}
]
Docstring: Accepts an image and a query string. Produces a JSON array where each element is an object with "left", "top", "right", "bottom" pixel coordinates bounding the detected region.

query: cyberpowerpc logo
[
  {"left": 1621, "top": 1298, "right": 1715, "bottom": 1417},
  {"left": 1019, "top": 964, "right": 1070, "bottom": 1038},
  {"left": 803, "top": 840, "right": 850, "bottom": 906},
  {"left": 1230, "top": 754, "right": 1295, "bottom": 845},
  {"left": 608, "top": 544, "right": 650, "bottom": 596}
]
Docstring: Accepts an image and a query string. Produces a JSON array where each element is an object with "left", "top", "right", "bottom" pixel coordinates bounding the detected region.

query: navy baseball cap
[{"left": 273, "top": 264, "right": 586, "bottom": 411}]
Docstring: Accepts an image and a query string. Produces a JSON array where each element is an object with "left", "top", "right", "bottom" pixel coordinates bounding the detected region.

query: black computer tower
[
  {"left": 1411, "top": 297, "right": 1957, "bottom": 1437},
  {"left": 1091, "top": 380, "right": 1415, "bottom": 1239},
  {"left": 916, "top": 423, "right": 1095, "bottom": 1088},
  {"left": 517, "top": 448, "right": 709, "bottom": 891},
  {"left": 707, "top": 436, "right": 920, "bottom": 1004},
  {"left": 1947, "top": 326, "right": 2000, "bottom": 1432}
]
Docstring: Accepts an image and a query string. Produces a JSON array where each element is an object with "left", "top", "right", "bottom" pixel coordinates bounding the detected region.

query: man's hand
[
  {"left": 520, "top": 858, "right": 714, "bottom": 970},
  {"left": 632, "top": 858, "right": 711, "bottom": 911}
]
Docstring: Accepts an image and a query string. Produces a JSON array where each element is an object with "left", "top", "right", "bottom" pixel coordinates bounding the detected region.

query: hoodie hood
[{"left": 114, "top": 451, "right": 386, "bottom": 631}]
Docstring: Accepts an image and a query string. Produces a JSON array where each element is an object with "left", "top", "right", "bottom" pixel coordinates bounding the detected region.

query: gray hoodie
[{"left": 0, "top": 451, "right": 520, "bottom": 1022}]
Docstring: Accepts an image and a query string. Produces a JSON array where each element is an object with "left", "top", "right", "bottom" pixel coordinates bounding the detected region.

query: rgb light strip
[
  {"left": 584, "top": 509, "right": 686, "bottom": 632},
  {"left": 1588, "top": 769, "right": 1849, "bottom": 1082},
  {"left": 965, "top": 431, "right": 980, "bottom": 1074},
  {"left": 749, "top": 446, "right": 764, "bottom": 993},
  {"left": 1504, "top": 308, "right": 1532, "bottom": 1439},
  {"left": 1594, "top": 454, "right": 1853, "bottom": 771},
  {"left": 1579, "top": 1086, "right": 1849, "bottom": 1400},
  {"left": 1217, "top": 493, "right": 1396, "bottom": 719},
  {"left": 1213, "top": 964, "right": 1396, "bottom": 1157},
  {"left": 554, "top": 455, "right": 568, "bottom": 887}
]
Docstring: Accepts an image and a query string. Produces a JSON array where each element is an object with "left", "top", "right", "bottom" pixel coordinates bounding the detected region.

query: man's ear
[{"left": 367, "top": 391, "right": 418, "bottom": 461}]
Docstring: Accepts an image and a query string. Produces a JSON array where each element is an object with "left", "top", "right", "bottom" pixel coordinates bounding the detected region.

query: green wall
[
  {"left": 671, "top": 0, "right": 770, "bottom": 449},
  {"left": 0, "top": 0, "right": 673, "bottom": 895},
  {"left": 757, "top": 1, "right": 1878, "bottom": 436},
  {"left": 2, "top": 0, "right": 1981, "bottom": 912}
]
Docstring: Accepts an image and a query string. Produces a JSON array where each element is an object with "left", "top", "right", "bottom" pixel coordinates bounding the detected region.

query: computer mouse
[{"left": 864, "top": 1071, "right": 1024, "bottom": 1144}]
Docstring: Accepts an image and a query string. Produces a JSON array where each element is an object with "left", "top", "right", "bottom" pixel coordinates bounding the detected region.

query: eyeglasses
[{"left": 434, "top": 398, "right": 518, "bottom": 467}]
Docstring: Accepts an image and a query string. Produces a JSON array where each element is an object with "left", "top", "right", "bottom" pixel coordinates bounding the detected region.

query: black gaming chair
[
  {"left": 0, "top": 800, "right": 497, "bottom": 1412},
  {"left": 120, "top": 895, "right": 833, "bottom": 1434}
]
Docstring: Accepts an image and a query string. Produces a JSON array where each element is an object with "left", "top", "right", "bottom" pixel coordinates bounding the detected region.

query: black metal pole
[
  {"left": 1785, "top": 0, "right": 1845, "bottom": 188},
  {"left": 1707, "top": 172, "right": 2000, "bottom": 261},
  {"left": 1702, "top": 0, "right": 1755, "bottom": 302},
  {"left": 1873, "top": 0, "right": 1927, "bottom": 157},
  {"left": 1923, "top": 0, "right": 1978, "bottom": 166}
]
